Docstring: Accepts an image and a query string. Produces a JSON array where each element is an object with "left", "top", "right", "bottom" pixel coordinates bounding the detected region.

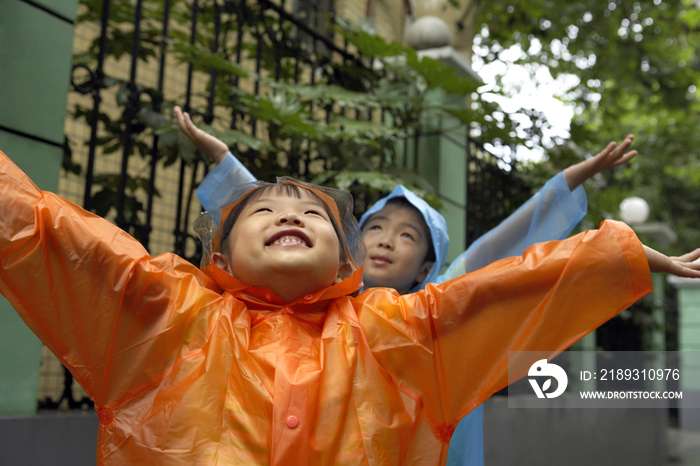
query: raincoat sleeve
[
  {"left": 358, "top": 220, "right": 652, "bottom": 435},
  {"left": 0, "top": 150, "right": 225, "bottom": 407},
  {"left": 438, "top": 171, "right": 586, "bottom": 281},
  {"left": 196, "top": 151, "right": 256, "bottom": 211}
]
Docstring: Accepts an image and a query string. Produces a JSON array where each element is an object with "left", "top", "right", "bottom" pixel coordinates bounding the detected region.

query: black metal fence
[
  {"left": 465, "top": 139, "right": 532, "bottom": 247},
  {"left": 40, "top": 0, "right": 529, "bottom": 410}
]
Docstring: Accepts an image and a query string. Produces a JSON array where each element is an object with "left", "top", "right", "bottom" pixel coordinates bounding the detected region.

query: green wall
[
  {"left": 0, "top": 0, "right": 79, "bottom": 415},
  {"left": 668, "top": 278, "right": 700, "bottom": 394},
  {"left": 416, "top": 88, "right": 467, "bottom": 265}
]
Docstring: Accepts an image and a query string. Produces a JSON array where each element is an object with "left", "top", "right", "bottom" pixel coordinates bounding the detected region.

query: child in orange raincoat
[
  {"left": 1, "top": 149, "right": 699, "bottom": 466},
  {"left": 175, "top": 105, "right": 639, "bottom": 466}
]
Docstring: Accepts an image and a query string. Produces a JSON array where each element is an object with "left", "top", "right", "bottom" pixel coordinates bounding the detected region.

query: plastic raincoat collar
[
  {"left": 204, "top": 262, "right": 364, "bottom": 308},
  {"left": 358, "top": 185, "right": 449, "bottom": 292}
]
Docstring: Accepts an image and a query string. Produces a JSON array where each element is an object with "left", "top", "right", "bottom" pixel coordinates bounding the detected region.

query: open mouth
[{"left": 266, "top": 229, "right": 311, "bottom": 247}]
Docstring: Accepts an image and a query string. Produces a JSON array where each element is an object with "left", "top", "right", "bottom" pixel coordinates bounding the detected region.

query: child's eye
[
  {"left": 305, "top": 210, "right": 321, "bottom": 216},
  {"left": 401, "top": 232, "right": 415, "bottom": 241},
  {"left": 255, "top": 208, "right": 272, "bottom": 213},
  {"left": 368, "top": 225, "right": 381, "bottom": 231}
]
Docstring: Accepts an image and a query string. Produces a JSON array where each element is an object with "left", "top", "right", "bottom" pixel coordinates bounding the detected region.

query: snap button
[
  {"left": 283, "top": 306, "right": 294, "bottom": 315},
  {"left": 286, "top": 415, "right": 299, "bottom": 429},
  {"left": 97, "top": 407, "right": 114, "bottom": 426},
  {"left": 264, "top": 293, "right": 273, "bottom": 302},
  {"left": 303, "top": 294, "right": 313, "bottom": 301}
]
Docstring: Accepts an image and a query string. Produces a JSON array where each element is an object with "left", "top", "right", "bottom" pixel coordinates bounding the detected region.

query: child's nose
[
  {"left": 378, "top": 237, "right": 393, "bottom": 250},
  {"left": 277, "top": 212, "right": 304, "bottom": 226}
]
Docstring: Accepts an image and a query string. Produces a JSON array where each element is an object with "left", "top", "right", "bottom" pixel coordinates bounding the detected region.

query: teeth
[{"left": 270, "top": 235, "right": 308, "bottom": 246}]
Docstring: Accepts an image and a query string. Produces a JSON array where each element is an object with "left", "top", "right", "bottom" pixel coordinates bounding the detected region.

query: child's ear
[
  {"left": 415, "top": 261, "right": 434, "bottom": 284},
  {"left": 333, "top": 261, "right": 354, "bottom": 284},
  {"left": 212, "top": 252, "right": 232, "bottom": 274}
]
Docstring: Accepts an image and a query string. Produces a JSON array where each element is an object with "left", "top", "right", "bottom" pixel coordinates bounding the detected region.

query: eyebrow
[{"left": 369, "top": 215, "right": 423, "bottom": 239}]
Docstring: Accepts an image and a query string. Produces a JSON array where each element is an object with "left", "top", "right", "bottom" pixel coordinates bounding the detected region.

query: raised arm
[
  {"left": 174, "top": 106, "right": 257, "bottom": 211},
  {"left": 0, "top": 150, "right": 223, "bottom": 406},
  {"left": 359, "top": 220, "right": 657, "bottom": 432},
  {"left": 439, "top": 136, "right": 637, "bottom": 280},
  {"left": 562, "top": 135, "right": 636, "bottom": 191}
]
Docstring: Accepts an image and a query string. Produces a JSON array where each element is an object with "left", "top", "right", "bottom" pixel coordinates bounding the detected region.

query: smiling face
[
  {"left": 361, "top": 202, "right": 434, "bottom": 294},
  {"left": 213, "top": 186, "right": 342, "bottom": 301}
]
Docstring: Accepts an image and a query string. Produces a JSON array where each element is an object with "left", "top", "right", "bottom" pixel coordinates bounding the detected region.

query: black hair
[
  {"left": 219, "top": 183, "right": 347, "bottom": 264},
  {"left": 363, "top": 196, "right": 436, "bottom": 263}
]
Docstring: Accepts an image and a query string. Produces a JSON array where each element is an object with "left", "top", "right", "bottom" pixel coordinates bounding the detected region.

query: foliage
[
  {"left": 453, "top": 0, "right": 700, "bottom": 349},
  {"left": 68, "top": 0, "right": 700, "bottom": 253},
  {"left": 70, "top": 0, "right": 530, "bottom": 234},
  {"left": 468, "top": 0, "right": 700, "bottom": 255}
]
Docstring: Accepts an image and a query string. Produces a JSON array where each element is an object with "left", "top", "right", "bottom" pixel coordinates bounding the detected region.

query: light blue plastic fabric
[
  {"left": 440, "top": 171, "right": 587, "bottom": 280},
  {"left": 446, "top": 404, "right": 483, "bottom": 466},
  {"left": 196, "top": 152, "right": 256, "bottom": 212},
  {"left": 196, "top": 153, "right": 588, "bottom": 466}
]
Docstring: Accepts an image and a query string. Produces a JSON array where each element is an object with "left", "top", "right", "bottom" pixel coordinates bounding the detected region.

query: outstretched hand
[
  {"left": 174, "top": 106, "right": 229, "bottom": 164},
  {"left": 564, "top": 135, "right": 637, "bottom": 191},
  {"left": 645, "top": 246, "right": 700, "bottom": 278}
]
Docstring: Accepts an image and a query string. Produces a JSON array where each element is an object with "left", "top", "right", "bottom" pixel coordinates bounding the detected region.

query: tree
[
  {"left": 470, "top": 0, "right": 700, "bottom": 255},
  {"left": 449, "top": 0, "right": 700, "bottom": 351},
  {"left": 68, "top": 0, "right": 554, "bottom": 248}
]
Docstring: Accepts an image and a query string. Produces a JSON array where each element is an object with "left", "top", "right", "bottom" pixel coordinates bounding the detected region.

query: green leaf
[
  {"left": 237, "top": 92, "right": 323, "bottom": 139},
  {"left": 171, "top": 42, "right": 249, "bottom": 78},
  {"left": 333, "top": 17, "right": 410, "bottom": 58},
  {"left": 116, "top": 81, "right": 129, "bottom": 106},
  {"left": 177, "top": 132, "right": 197, "bottom": 164},
  {"left": 267, "top": 82, "right": 383, "bottom": 109},
  {"left": 327, "top": 116, "right": 400, "bottom": 140},
  {"left": 91, "top": 187, "right": 117, "bottom": 217},
  {"left": 62, "top": 137, "right": 81, "bottom": 175},
  {"left": 324, "top": 171, "right": 442, "bottom": 209},
  {"left": 103, "top": 140, "right": 121, "bottom": 155},
  {"left": 200, "top": 125, "right": 271, "bottom": 151},
  {"left": 137, "top": 106, "right": 171, "bottom": 130},
  {"left": 406, "top": 53, "right": 479, "bottom": 95},
  {"left": 102, "top": 75, "right": 120, "bottom": 87}
]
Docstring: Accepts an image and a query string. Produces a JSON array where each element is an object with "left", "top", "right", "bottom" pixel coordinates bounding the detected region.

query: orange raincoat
[{"left": 0, "top": 151, "right": 652, "bottom": 466}]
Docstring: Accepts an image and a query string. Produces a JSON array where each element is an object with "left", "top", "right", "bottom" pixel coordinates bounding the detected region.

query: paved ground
[{"left": 667, "top": 428, "right": 700, "bottom": 465}]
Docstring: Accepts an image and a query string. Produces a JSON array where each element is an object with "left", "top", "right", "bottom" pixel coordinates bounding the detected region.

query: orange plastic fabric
[{"left": 0, "top": 151, "right": 653, "bottom": 466}]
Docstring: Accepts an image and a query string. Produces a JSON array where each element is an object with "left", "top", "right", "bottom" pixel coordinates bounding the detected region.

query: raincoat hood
[
  {"left": 358, "top": 185, "right": 449, "bottom": 292},
  {"left": 194, "top": 177, "right": 367, "bottom": 295}
]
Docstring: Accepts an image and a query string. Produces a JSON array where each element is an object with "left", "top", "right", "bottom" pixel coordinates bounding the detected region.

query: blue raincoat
[{"left": 196, "top": 152, "right": 588, "bottom": 466}]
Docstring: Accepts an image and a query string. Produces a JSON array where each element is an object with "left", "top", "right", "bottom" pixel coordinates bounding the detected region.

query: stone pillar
[{"left": 405, "top": 15, "right": 480, "bottom": 263}]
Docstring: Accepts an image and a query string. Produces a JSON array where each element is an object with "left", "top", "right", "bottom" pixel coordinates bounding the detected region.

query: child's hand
[
  {"left": 174, "top": 106, "right": 229, "bottom": 164},
  {"left": 644, "top": 245, "right": 700, "bottom": 278},
  {"left": 563, "top": 135, "right": 637, "bottom": 190}
]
